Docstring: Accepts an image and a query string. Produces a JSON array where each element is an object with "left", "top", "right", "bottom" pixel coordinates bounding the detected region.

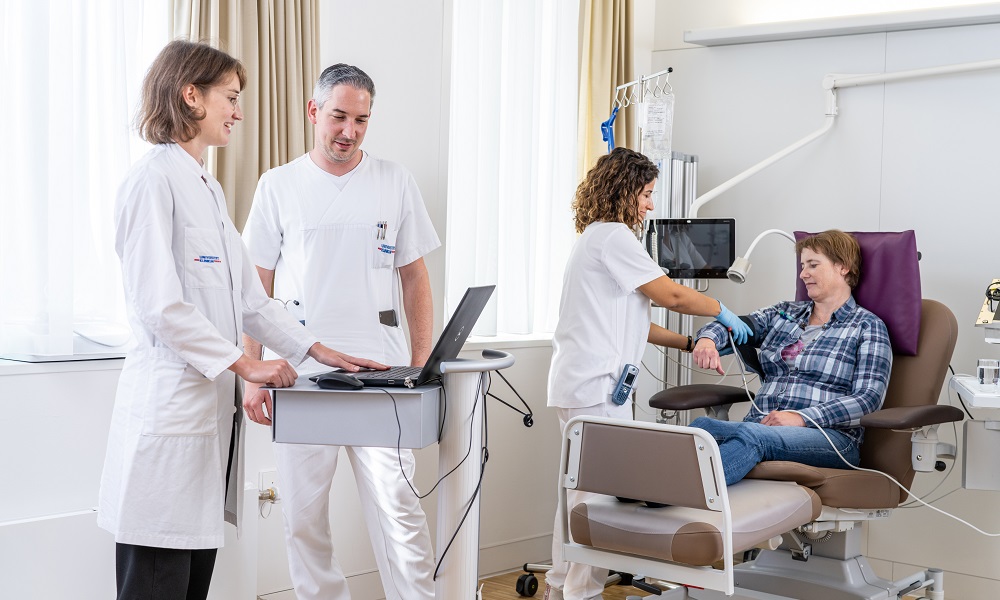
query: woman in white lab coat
[
  {"left": 544, "top": 147, "right": 752, "bottom": 600},
  {"left": 97, "top": 40, "right": 385, "bottom": 600}
]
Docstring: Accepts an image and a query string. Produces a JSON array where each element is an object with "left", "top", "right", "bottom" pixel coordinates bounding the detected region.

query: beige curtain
[
  {"left": 170, "top": 0, "right": 319, "bottom": 230},
  {"left": 577, "top": 0, "right": 634, "bottom": 177}
]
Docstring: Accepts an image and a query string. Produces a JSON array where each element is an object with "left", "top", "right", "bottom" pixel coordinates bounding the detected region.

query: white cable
[
  {"left": 649, "top": 343, "right": 754, "bottom": 384},
  {"left": 725, "top": 331, "right": 1000, "bottom": 537}
]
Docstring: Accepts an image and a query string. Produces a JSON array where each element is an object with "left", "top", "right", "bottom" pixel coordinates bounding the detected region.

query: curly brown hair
[
  {"left": 572, "top": 147, "right": 659, "bottom": 234},
  {"left": 795, "top": 229, "right": 862, "bottom": 288}
]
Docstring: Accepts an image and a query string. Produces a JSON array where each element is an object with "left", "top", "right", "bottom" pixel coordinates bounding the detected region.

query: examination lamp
[{"left": 727, "top": 229, "right": 796, "bottom": 284}]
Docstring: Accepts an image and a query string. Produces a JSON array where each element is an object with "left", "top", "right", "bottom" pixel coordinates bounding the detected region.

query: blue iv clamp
[{"left": 600, "top": 106, "right": 619, "bottom": 153}]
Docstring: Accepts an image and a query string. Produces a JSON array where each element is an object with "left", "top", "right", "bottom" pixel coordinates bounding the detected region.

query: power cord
[
  {"left": 725, "top": 331, "right": 1000, "bottom": 537},
  {"left": 376, "top": 371, "right": 529, "bottom": 581},
  {"left": 485, "top": 370, "right": 535, "bottom": 427},
  {"left": 433, "top": 373, "right": 490, "bottom": 581},
  {"left": 373, "top": 374, "right": 486, "bottom": 580},
  {"left": 648, "top": 342, "right": 759, "bottom": 385},
  {"left": 375, "top": 378, "right": 470, "bottom": 503}
]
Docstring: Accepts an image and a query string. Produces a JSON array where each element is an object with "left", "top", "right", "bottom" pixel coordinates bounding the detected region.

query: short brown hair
[
  {"left": 136, "top": 40, "right": 247, "bottom": 144},
  {"left": 572, "top": 147, "right": 658, "bottom": 234},
  {"left": 796, "top": 229, "right": 862, "bottom": 288}
]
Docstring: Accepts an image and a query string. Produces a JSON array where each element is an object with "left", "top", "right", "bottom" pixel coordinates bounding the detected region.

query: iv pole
[{"left": 614, "top": 67, "right": 697, "bottom": 421}]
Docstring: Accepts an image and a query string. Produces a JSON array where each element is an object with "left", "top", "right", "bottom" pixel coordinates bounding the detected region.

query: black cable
[
  {"left": 375, "top": 378, "right": 475, "bottom": 502},
  {"left": 375, "top": 372, "right": 498, "bottom": 581},
  {"left": 949, "top": 364, "right": 975, "bottom": 420},
  {"left": 433, "top": 372, "right": 490, "bottom": 581},
  {"left": 484, "top": 369, "right": 535, "bottom": 427}
]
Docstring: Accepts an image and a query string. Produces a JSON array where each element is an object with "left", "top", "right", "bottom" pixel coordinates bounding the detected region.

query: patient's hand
[
  {"left": 692, "top": 338, "right": 725, "bottom": 375},
  {"left": 761, "top": 410, "right": 805, "bottom": 427}
]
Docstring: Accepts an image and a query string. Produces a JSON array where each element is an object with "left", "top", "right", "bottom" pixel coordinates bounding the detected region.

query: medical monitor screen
[{"left": 645, "top": 218, "right": 735, "bottom": 279}]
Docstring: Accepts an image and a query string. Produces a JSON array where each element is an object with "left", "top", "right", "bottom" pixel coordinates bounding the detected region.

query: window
[
  {"left": 445, "top": 0, "right": 580, "bottom": 336},
  {"left": 0, "top": 0, "right": 168, "bottom": 359}
]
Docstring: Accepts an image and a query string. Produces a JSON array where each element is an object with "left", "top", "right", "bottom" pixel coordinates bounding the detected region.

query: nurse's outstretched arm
[
  {"left": 307, "top": 344, "right": 389, "bottom": 372},
  {"left": 638, "top": 274, "right": 722, "bottom": 317}
]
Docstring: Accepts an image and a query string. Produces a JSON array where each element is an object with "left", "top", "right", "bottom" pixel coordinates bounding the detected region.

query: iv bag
[
  {"left": 640, "top": 93, "right": 675, "bottom": 219},
  {"left": 640, "top": 93, "right": 674, "bottom": 162}
]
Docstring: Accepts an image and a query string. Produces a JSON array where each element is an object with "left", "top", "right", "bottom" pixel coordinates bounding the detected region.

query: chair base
[{"left": 685, "top": 549, "right": 923, "bottom": 600}]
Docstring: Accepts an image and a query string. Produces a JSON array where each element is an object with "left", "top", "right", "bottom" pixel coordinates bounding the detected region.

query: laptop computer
[{"left": 311, "top": 285, "right": 495, "bottom": 389}]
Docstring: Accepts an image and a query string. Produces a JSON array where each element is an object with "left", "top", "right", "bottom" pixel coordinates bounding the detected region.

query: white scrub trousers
[
  {"left": 547, "top": 402, "right": 631, "bottom": 600},
  {"left": 275, "top": 442, "right": 435, "bottom": 600}
]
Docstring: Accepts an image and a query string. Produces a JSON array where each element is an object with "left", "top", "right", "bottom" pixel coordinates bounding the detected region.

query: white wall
[
  {"left": 653, "top": 0, "right": 1000, "bottom": 50},
  {"left": 652, "top": 1, "right": 1000, "bottom": 597}
]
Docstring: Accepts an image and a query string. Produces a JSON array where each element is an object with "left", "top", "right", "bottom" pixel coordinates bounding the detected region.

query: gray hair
[{"left": 313, "top": 63, "right": 376, "bottom": 109}]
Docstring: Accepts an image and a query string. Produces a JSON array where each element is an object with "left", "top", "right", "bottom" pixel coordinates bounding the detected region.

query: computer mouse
[{"left": 314, "top": 371, "right": 364, "bottom": 390}]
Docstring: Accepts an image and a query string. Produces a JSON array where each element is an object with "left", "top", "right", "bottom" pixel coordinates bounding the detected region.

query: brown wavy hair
[
  {"left": 572, "top": 147, "right": 658, "bottom": 234},
  {"left": 136, "top": 40, "right": 247, "bottom": 144},
  {"left": 795, "top": 229, "right": 862, "bottom": 288}
]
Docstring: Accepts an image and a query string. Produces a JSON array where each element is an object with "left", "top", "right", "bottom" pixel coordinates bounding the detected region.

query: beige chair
[
  {"left": 560, "top": 299, "right": 961, "bottom": 599},
  {"left": 558, "top": 416, "right": 821, "bottom": 597}
]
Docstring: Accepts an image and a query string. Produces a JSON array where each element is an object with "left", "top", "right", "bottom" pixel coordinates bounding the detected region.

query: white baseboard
[
  {"left": 479, "top": 533, "right": 552, "bottom": 577},
  {"left": 258, "top": 569, "right": 385, "bottom": 600}
]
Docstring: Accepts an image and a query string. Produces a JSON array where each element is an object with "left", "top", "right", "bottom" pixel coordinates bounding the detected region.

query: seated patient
[{"left": 690, "top": 230, "right": 892, "bottom": 486}]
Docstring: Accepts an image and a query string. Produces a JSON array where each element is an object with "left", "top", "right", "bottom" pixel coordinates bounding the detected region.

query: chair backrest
[
  {"left": 859, "top": 299, "right": 958, "bottom": 503},
  {"left": 794, "top": 230, "right": 922, "bottom": 355}
]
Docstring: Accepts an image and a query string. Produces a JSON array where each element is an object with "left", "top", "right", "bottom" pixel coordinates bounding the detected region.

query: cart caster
[{"left": 516, "top": 573, "right": 539, "bottom": 596}]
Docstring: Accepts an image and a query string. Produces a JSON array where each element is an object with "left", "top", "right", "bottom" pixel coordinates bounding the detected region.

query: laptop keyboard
[{"left": 355, "top": 366, "right": 422, "bottom": 380}]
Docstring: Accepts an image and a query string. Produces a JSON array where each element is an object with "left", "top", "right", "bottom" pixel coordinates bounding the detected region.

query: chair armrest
[
  {"left": 860, "top": 405, "right": 964, "bottom": 429},
  {"left": 648, "top": 384, "right": 752, "bottom": 411}
]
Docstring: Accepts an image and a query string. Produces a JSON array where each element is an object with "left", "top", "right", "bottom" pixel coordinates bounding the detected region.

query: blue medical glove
[{"left": 715, "top": 302, "right": 753, "bottom": 346}]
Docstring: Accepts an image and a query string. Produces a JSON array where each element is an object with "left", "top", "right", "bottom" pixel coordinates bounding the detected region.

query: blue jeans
[{"left": 689, "top": 416, "right": 860, "bottom": 486}]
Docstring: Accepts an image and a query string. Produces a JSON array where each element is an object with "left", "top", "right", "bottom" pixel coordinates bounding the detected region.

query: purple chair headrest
[{"left": 794, "top": 231, "right": 921, "bottom": 355}]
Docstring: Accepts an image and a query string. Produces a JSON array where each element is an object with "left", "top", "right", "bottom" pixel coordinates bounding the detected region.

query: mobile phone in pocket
[{"left": 611, "top": 364, "right": 639, "bottom": 405}]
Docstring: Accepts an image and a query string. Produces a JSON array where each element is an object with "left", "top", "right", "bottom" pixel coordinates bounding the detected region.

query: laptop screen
[{"left": 416, "top": 285, "right": 496, "bottom": 381}]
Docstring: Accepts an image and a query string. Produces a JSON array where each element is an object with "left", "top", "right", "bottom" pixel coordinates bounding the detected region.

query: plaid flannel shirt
[{"left": 696, "top": 296, "right": 892, "bottom": 445}]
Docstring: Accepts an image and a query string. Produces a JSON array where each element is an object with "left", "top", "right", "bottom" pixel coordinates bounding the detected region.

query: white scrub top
[
  {"left": 244, "top": 152, "right": 440, "bottom": 367},
  {"left": 548, "top": 222, "right": 664, "bottom": 409},
  {"left": 98, "top": 143, "right": 318, "bottom": 549}
]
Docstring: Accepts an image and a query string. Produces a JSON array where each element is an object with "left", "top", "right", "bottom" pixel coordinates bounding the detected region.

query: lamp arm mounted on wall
[
  {"left": 728, "top": 229, "right": 796, "bottom": 284},
  {"left": 689, "top": 57, "right": 1000, "bottom": 219}
]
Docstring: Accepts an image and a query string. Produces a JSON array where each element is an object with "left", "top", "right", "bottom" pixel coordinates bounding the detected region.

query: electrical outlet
[{"left": 259, "top": 469, "right": 279, "bottom": 493}]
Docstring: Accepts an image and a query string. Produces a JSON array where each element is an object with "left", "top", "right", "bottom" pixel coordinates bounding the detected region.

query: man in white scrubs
[{"left": 242, "top": 64, "right": 439, "bottom": 600}]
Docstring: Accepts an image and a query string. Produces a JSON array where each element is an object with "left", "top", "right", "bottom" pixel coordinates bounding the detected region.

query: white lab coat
[{"left": 97, "top": 143, "right": 317, "bottom": 549}]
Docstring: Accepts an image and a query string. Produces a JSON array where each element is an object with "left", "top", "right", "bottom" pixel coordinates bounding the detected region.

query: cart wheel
[{"left": 515, "top": 573, "right": 539, "bottom": 597}]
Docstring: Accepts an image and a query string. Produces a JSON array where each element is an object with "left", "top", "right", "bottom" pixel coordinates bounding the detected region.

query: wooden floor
[
  {"left": 478, "top": 570, "right": 925, "bottom": 600},
  {"left": 479, "top": 570, "right": 639, "bottom": 600}
]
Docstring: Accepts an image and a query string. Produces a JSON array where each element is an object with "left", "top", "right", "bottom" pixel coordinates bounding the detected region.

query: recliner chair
[{"left": 558, "top": 232, "right": 963, "bottom": 599}]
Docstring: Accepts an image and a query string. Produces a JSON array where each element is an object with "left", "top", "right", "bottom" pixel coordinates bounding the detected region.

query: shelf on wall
[{"left": 684, "top": 3, "right": 1000, "bottom": 46}]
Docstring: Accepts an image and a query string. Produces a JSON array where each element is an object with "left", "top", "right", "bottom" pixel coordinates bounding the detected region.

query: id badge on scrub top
[{"left": 373, "top": 220, "right": 395, "bottom": 268}]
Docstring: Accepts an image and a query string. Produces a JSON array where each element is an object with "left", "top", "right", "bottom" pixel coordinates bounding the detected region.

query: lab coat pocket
[
  {"left": 185, "top": 227, "right": 229, "bottom": 289},
  {"left": 144, "top": 351, "right": 218, "bottom": 436},
  {"left": 372, "top": 226, "right": 397, "bottom": 269}
]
